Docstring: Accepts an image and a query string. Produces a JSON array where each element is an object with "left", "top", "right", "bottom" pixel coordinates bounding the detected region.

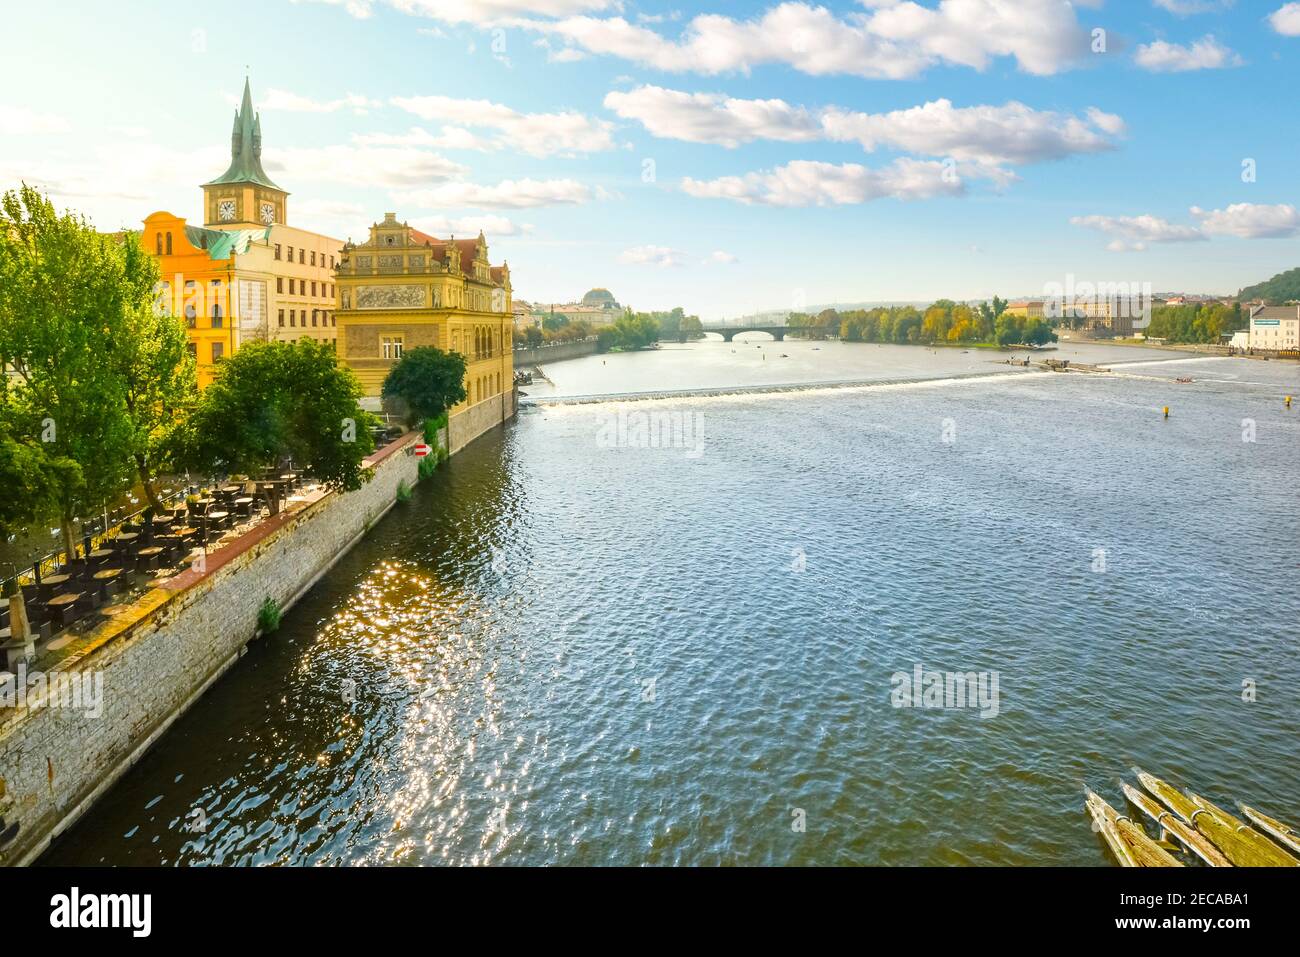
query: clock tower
[{"left": 202, "top": 78, "right": 288, "bottom": 228}]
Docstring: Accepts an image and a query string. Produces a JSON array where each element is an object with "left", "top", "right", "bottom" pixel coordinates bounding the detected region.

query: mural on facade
[{"left": 355, "top": 284, "right": 427, "bottom": 310}]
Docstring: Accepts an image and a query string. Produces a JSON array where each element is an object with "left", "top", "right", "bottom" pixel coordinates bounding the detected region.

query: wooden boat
[
  {"left": 1186, "top": 793, "right": 1298, "bottom": 867},
  {"left": 1175, "top": 377, "right": 1194, "bottom": 383},
  {"left": 1136, "top": 770, "right": 1260, "bottom": 866},
  {"left": 1121, "top": 781, "right": 1230, "bottom": 866},
  {"left": 1085, "top": 787, "right": 1182, "bottom": 867},
  {"left": 1137, "top": 769, "right": 1294, "bottom": 867},
  {"left": 1240, "top": 805, "right": 1300, "bottom": 856}
]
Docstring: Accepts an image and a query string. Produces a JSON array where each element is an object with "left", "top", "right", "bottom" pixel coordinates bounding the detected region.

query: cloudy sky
[{"left": 2, "top": 0, "right": 1299, "bottom": 318}]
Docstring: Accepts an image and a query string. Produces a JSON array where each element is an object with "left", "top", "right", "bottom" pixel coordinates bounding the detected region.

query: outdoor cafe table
[
  {"left": 47, "top": 592, "right": 82, "bottom": 628},
  {"left": 87, "top": 549, "right": 115, "bottom": 570},
  {"left": 39, "top": 574, "right": 71, "bottom": 600},
  {"left": 93, "top": 568, "right": 124, "bottom": 600}
]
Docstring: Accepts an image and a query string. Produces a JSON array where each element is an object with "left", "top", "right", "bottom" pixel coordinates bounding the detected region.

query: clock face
[
  {"left": 218, "top": 200, "right": 236, "bottom": 222},
  {"left": 260, "top": 202, "right": 275, "bottom": 225}
]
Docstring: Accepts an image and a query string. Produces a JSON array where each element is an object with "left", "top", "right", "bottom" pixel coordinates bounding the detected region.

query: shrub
[{"left": 257, "top": 596, "right": 282, "bottom": 634}]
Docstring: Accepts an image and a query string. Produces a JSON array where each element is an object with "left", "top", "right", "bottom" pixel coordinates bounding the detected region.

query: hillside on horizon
[{"left": 1238, "top": 266, "right": 1300, "bottom": 303}]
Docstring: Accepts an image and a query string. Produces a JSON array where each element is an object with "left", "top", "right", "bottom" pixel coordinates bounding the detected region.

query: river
[{"left": 41, "top": 341, "right": 1300, "bottom": 865}]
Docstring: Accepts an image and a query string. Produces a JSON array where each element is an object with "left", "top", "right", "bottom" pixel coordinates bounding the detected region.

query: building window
[
  {"left": 287, "top": 246, "right": 294, "bottom": 262},
  {"left": 330, "top": 255, "right": 335, "bottom": 269},
  {"left": 277, "top": 277, "right": 283, "bottom": 294},
  {"left": 299, "top": 249, "right": 305, "bottom": 264},
  {"left": 300, "top": 279, "right": 306, "bottom": 295},
  {"left": 155, "top": 233, "right": 162, "bottom": 255},
  {"left": 278, "top": 309, "right": 285, "bottom": 327},
  {"left": 165, "top": 233, "right": 173, "bottom": 255},
  {"left": 312, "top": 310, "right": 318, "bottom": 327},
  {"left": 310, "top": 251, "right": 316, "bottom": 266},
  {"left": 311, "top": 281, "right": 317, "bottom": 297},
  {"left": 382, "top": 336, "right": 404, "bottom": 360},
  {"left": 211, "top": 304, "right": 223, "bottom": 328},
  {"left": 212, "top": 342, "right": 224, "bottom": 362},
  {"left": 186, "top": 342, "right": 197, "bottom": 358},
  {"left": 274, "top": 244, "right": 282, "bottom": 261},
  {"left": 331, "top": 314, "right": 336, "bottom": 327}
]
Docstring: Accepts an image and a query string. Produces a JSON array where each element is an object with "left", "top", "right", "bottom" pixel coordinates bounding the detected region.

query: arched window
[
  {"left": 211, "top": 303, "right": 223, "bottom": 328},
  {"left": 155, "top": 233, "right": 162, "bottom": 255},
  {"left": 165, "top": 232, "right": 173, "bottom": 255}
]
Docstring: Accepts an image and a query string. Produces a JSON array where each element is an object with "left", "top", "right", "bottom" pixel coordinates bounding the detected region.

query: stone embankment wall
[{"left": 0, "top": 434, "right": 420, "bottom": 866}]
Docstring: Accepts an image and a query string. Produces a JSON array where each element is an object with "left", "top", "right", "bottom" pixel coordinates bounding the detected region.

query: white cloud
[
  {"left": 259, "top": 89, "right": 382, "bottom": 114},
  {"left": 394, "top": 177, "right": 596, "bottom": 208},
  {"left": 681, "top": 158, "right": 970, "bottom": 207},
  {"left": 604, "top": 86, "right": 820, "bottom": 147},
  {"left": 300, "top": 0, "right": 1100, "bottom": 79},
  {"left": 821, "top": 98, "right": 1120, "bottom": 167},
  {"left": 1070, "top": 213, "right": 1206, "bottom": 250},
  {"left": 411, "top": 213, "right": 532, "bottom": 237},
  {"left": 606, "top": 87, "right": 1122, "bottom": 172},
  {"left": 705, "top": 250, "right": 738, "bottom": 264},
  {"left": 264, "top": 145, "right": 467, "bottom": 188},
  {"left": 1191, "top": 203, "right": 1300, "bottom": 238},
  {"left": 1134, "top": 35, "right": 1241, "bottom": 72},
  {"left": 619, "top": 244, "right": 686, "bottom": 267},
  {"left": 352, "top": 126, "right": 499, "bottom": 151},
  {"left": 1153, "top": 0, "right": 1234, "bottom": 14},
  {"left": 1269, "top": 3, "right": 1300, "bottom": 35},
  {"left": 390, "top": 94, "right": 615, "bottom": 157},
  {"left": 0, "top": 104, "right": 70, "bottom": 135},
  {"left": 294, "top": 0, "right": 616, "bottom": 24}
]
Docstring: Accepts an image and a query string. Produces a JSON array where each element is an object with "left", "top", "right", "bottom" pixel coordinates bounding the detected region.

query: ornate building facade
[
  {"left": 142, "top": 79, "right": 343, "bottom": 386},
  {"left": 335, "top": 213, "right": 515, "bottom": 451}
]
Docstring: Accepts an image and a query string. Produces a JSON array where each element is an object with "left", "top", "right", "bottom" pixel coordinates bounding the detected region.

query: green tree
[
  {"left": 524, "top": 326, "right": 543, "bottom": 349},
  {"left": 381, "top": 346, "right": 468, "bottom": 427},
  {"left": 173, "top": 339, "right": 375, "bottom": 506},
  {"left": 610, "top": 312, "right": 659, "bottom": 350},
  {"left": 102, "top": 233, "right": 199, "bottom": 510},
  {"left": 0, "top": 184, "right": 136, "bottom": 557}
]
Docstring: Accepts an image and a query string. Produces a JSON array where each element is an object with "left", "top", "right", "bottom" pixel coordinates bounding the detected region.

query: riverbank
[{"left": 0, "top": 432, "right": 424, "bottom": 866}]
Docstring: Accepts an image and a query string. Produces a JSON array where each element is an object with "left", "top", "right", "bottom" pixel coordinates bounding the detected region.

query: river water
[{"left": 42, "top": 341, "right": 1300, "bottom": 865}]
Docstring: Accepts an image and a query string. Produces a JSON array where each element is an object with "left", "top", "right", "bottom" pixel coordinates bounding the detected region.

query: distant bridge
[{"left": 698, "top": 324, "right": 833, "bottom": 342}]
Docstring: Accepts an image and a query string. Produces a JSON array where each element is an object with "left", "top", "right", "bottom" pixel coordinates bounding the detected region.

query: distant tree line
[
  {"left": 1144, "top": 302, "right": 1244, "bottom": 343},
  {"left": 512, "top": 306, "right": 703, "bottom": 352},
  {"left": 787, "top": 298, "right": 1056, "bottom": 347}
]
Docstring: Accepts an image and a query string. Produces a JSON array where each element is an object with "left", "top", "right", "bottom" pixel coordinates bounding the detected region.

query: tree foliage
[
  {"left": 1237, "top": 266, "right": 1300, "bottom": 304},
  {"left": 0, "top": 184, "right": 139, "bottom": 554},
  {"left": 381, "top": 346, "right": 468, "bottom": 426},
  {"left": 173, "top": 339, "right": 375, "bottom": 493}
]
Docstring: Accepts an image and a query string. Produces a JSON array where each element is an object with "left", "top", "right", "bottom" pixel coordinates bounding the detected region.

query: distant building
[
  {"left": 534, "top": 287, "right": 624, "bottom": 327},
  {"left": 334, "top": 213, "right": 514, "bottom": 451},
  {"left": 143, "top": 79, "right": 343, "bottom": 386},
  {"left": 1248, "top": 304, "right": 1300, "bottom": 351},
  {"left": 1004, "top": 300, "right": 1046, "bottom": 319}
]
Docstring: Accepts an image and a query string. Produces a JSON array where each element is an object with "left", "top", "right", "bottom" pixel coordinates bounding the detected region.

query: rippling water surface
[{"left": 43, "top": 345, "right": 1300, "bottom": 865}]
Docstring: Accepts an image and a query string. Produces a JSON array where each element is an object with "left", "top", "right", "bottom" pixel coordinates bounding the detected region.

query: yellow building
[
  {"left": 335, "top": 213, "right": 515, "bottom": 452},
  {"left": 143, "top": 79, "right": 343, "bottom": 386}
]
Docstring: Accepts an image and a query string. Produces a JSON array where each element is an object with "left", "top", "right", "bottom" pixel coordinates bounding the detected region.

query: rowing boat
[
  {"left": 1121, "top": 781, "right": 1230, "bottom": 866},
  {"left": 1240, "top": 804, "right": 1300, "bottom": 857},
  {"left": 1085, "top": 787, "right": 1182, "bottom": 867},
  {"left": 1136, "top": 770, "right": 1271, "bottom": 867},
  {"left": 1186, "top": 793, "right": 1299, "bottom": 867}
]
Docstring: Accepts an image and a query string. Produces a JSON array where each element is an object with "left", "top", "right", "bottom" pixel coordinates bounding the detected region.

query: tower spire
[{"left": 204, "top": 76, "right": 284, "bottom": 192}]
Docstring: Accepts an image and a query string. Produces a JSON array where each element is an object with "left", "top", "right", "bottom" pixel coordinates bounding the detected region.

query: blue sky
[{"left": 1, "top": 0, "right": 1299, "bottom": 318}]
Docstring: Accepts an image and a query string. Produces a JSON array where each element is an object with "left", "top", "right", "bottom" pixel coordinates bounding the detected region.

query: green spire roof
[{"left": 204, "top": 78, "right": 285, "bottom": 192}]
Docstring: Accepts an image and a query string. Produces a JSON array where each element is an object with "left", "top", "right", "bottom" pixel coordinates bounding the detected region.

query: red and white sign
[{"left": 414, "top": 443, "right": 431, "bottom": 458}]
